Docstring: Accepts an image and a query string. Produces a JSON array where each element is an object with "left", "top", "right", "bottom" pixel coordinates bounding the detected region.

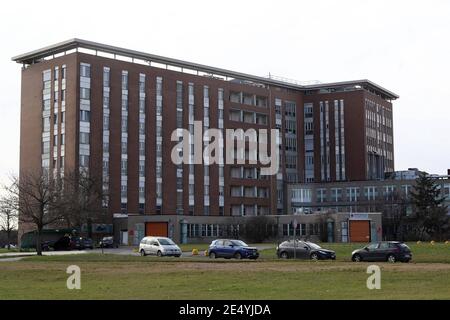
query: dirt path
[{"left": 1, "top": 260, "right": 449, "bottom": 274}]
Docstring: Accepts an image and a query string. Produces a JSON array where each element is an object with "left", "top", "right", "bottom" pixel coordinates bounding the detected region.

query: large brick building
[{"left": 13, "top": 39, "right": 398, "bottom": 244}]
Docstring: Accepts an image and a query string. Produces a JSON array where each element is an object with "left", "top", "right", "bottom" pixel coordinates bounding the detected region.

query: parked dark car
[
  {"left": 53, "top": 235, "right": 75, "bottom": 251},
  {"left": 99, "top": 236, "right": 118, "bottom": 248},
  {"left": 208, "top": 239, "right": 259, "bottom": 259},
  {"left": 41, "top": 240, "right": 55, "bottom": 251},
  {"left": 74, "top": 237, "right": 94, "bottom": 250},
  {"left": 276, "top": 240, "right": 336, "bottom": 260},
  {"left": 351, "top": 241, "right": 412, "bottom": 263}
]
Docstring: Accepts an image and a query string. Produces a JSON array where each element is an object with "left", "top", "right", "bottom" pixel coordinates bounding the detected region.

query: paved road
[{"left": 0, "top": 244, "right": 276, "bottom": 261}]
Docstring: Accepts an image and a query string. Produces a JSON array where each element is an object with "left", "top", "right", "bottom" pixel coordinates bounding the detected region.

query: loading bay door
[
  {"left": 145, "top": 222, "right": 168, "bottom": 237},
  {"left": 349, "top": 220, "right": 371, "bottom": 242}
]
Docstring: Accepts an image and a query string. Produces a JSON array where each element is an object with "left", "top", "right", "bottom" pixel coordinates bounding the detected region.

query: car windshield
[
  {"left": 158, "top": 238, "right": 176, "bottom": 246},
  {"left": 306, "top": 242, "right": 321, "bottom": 250},
  {"left": 231, "top": 240, "right": 248, "bottom": 247},
  {"left": 103, "top": 237, "right": 113, "bottom": 241}
]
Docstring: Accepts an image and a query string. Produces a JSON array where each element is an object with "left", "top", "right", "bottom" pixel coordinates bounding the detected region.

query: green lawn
[
  {"left": 0, "top": 242, "right": 448, "bottom": 299},
  {"left": 0, "top": 248, "right": 20, "bottom": 253}
]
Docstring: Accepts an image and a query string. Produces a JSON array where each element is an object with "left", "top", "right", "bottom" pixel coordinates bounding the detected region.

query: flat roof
[{"left": 12, "top": 38, "right": 399, "bottom": 99}]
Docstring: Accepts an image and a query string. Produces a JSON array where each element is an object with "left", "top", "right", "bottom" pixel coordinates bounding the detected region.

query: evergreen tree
[{"left": 410, "top": 173, "right": 449, "bottom": 240}]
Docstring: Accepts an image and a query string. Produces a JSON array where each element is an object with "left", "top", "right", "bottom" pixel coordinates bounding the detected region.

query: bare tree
[
  {"left": 61, "top": 169, "right": 107, "bottom": 238},
  {"left": 382, "top": 190, "right": 409, "bottom": 241},
  {"left": 6, "top": 171, "right": 65, "bottom": 255},
  {"left": 0, "top": 192, "right": 18, "bottom": 250},
  {"left": 243, "top": 215, "right": 276, "bottom": 243}
]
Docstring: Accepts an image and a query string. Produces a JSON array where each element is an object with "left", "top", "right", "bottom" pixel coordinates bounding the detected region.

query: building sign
[{"left": 349, "top": 213, "right": 369, "bottom": 220}]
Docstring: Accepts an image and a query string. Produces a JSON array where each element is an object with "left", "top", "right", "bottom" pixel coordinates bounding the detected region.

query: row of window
[
  {"left": 229, "top": 92, "right": 267, "bottom": 107},
  {"left": 282, "top": 223, "right": 321, "bottom": 237},
  {"left": 290, "top": 184, "right": 447, "bottom": 203},
  {"left": 230, "top": 186, "right": 269, "bottom": 198}
]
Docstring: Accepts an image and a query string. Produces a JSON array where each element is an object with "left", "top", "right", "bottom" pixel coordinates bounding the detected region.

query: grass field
[{"left": 0, "top": 242, "right": 449, "bottom": 299}]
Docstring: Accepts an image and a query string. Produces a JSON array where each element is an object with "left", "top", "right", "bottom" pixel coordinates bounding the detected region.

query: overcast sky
[{"left": 1, "top": 0, "right": 449, "bottom": 186}]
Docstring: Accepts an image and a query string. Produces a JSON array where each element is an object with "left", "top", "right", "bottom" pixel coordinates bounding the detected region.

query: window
[
  {"left": 103, "top": 115, "right": 109, "bottom": 130},
  {"left": 61, "top": 112, "right": 65, "bottom": 123},
  {"left": 121, "top": 142, "right": 127, "bottom": 154},
  {"left": 285, "top": 101, "right": 296, "bottom": 117},
  {"left": 60, "top": 134, "right": 65, "bottom": 146},
  {"left": 42, "top": 141, "right": 50, "bottom": 154},
  {"left": 121, "top": 160, "right": 127, "bottom": 175},
  {"left": 61, "top": 90, "right": 66, "bottom": 102},
  {"left": 316, "top": 188, "right": 327, "bottom": 203},
  {"left": 304, "top": 119, "right": 314, "bottom": 135},
  {"left": 61, "top": 67, "right": 66, "bottom": 79},
  {"left": 121, "top": 117, "right": 128, "bottom": 132},
  {"left": 43, "top": 99, "right": 51, "bottom": 111},
  {"left": 121, "top": 72, "right": 129, "bottom": 89},
  {"left": 80, "top": 110, "right": 90, "bottom": 122},
  {"left": 80, "top": 132, "right": 89, "bottom": 144},
  {"left": 103, "top": 68, "right": 110, "bottom": 87},
  {"left": 331, "top": 188, "right": 342, "bottom": 202},
  {"left": 80, "top": 87, "right": 90, "bottom": 100},
  {"left": 364, "top": 186, "right": 377, "bottom": 201},
  {"left": 79, "top": 155, "right": 89, "bottom": 167},
  {"left": 139, "top": 160, "right": 145, "bottom": 176},
  {"left": 43, "top": 117, "right": 50, "bottom": 131},
  {"left": 80, "top": 64, "right": 90, "bottom": 77},
  {"left": 121, "top": 185, "right": 127, "bottom": 198},
  {"left": 304, "top": 103, "right": 313, "bottom": 118},
  {"left": 347, "top": 187, "right": 360, "bottom": 202},
  {"left": 291, "top": 188, "right": 312, "bottom": 203},
  {"left": 139, "top": 142, "right": 145, "bottom": 156}
]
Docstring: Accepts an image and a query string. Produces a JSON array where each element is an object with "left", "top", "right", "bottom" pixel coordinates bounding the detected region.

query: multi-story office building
[
  {"left": 13, "top": 39, "right": 398, "bottom": 244},
  {"left": 287, "top": 169, "right": 450, "bottom": 215}
]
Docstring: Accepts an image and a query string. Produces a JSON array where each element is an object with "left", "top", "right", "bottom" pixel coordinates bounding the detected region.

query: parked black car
[
  {"left": 41, "top": 240, "right": 55, "bottom": 251},
  {"left": 99, "top": 236, "right": 118, "bottom": 248},
  {"left": 53, "top": 235, "right": 75, "bottom": 251},
  {"left": 351, "top": 241, "right": 412, "bottom": 263},
  {"left": 74, "top": 237, "right": 94, "bottom": 250},
  {"left": 276, "top": 240, "right": 336, "bottom": 260}
]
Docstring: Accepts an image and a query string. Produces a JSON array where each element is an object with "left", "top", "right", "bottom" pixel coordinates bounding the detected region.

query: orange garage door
[
  {"left": 145, "top": 222, "right": 168, "bottom": 237},
  {"left": 349, "top": 220, "right": 370, "bottom": 242}
]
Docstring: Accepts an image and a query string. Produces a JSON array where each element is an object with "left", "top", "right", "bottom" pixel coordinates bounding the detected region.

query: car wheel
[
  {"left": 234, "top": 252, "right": 242, "bottom": 260},
  {"left": 209, "top": 252, "right": 216, "bottom": 259},
  {"left": 387, "top": 254, "right": 396, "bottom": 263},
  {"left": 352, "top": 254, "right": 362, "bottom": 262},
  {"left": 280, "top": 251, "right": 289, "bottom": 259},
  {"left": 310, "top": 253, "right": 319, "bottom": 261},
  {"left": 157, "top": 251, "right": 162, "bottom": 257},
  {"left": 140, "top": 250, "right": 146, "bottom": 257}
]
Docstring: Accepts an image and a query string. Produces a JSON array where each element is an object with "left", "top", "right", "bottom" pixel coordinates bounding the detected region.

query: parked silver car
[{"left": 139, "top": 236, "right": 182, "bottom": 257}]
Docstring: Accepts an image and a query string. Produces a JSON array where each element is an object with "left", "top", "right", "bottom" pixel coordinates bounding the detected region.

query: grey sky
[{"left": 1, "top": 0, "right": 449, "bottom": 186}]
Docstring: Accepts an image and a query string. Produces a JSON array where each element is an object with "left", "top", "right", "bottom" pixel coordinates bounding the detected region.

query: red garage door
[
  {"left": 145, "top": 222, "right": 168, "bottom": 237},
  {"left": 349, "top": 220, "right": 370, "bottom": 242}
]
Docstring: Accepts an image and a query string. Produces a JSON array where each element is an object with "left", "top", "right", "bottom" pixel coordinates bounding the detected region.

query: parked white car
[{"left": 139, "top": 236, "right": 182, "bottom": 257}]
